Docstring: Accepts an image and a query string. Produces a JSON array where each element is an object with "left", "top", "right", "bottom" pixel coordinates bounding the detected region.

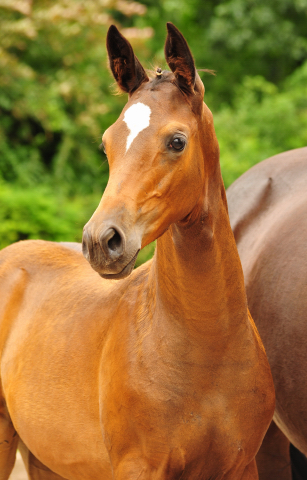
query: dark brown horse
[
  {"left": 0, "top": 24, "right": 274, "bottom": 480},
  {"left": 227, "top": 147, "right": 307, "bottom": 480}
]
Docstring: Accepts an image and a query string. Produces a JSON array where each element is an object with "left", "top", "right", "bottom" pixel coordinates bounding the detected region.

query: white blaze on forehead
[{"left": 123, "top": 102, "right": 151, "bottom": 152}]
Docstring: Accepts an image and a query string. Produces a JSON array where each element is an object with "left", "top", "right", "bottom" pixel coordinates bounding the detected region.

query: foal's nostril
[
  {"left": 100, "top": 227, "right": 124, "bottom": 258},
  {"left": 108, "top": 230, "right": 122, "bottom": 252}
]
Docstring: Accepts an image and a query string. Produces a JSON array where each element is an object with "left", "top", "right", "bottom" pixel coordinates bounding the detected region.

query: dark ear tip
[
  {"left": 166, "top": 22, "right": 177, "bottom": 34},
  {"left": 108, "top": 24, "right": 119, "bottom": 34},
  {"left": 107, "top": 24, "right": 121, "bottom": 42}
]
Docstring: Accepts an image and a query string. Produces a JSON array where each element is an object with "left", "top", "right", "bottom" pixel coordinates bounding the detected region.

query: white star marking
[{"left": 123, "top": 102, "right": 151, "bottom": 152}]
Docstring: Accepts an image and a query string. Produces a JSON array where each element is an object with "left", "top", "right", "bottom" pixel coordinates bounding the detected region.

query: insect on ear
[{"left": 107, "top": 25, "right": 149, "bottom": 95}]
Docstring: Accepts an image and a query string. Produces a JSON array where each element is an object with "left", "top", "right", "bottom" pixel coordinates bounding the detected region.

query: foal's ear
[
  {"left": 106, "top": 25, "right": 149, "bottom": 94},
  {"left": 164, "top": 23, "right": 196, "bottom": 95}
]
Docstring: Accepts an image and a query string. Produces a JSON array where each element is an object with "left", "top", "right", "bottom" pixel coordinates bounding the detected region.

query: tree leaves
[{"left": 0, "top": 0, "right": 307, "bottom": 260}]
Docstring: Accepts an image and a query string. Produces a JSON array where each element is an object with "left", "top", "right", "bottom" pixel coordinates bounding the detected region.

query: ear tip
[
  {"left": 166, "top": 23, "right": 185, "bottom": 43},
  {"left": 107, "top": 24, "right": 125, "bottom": 52},
  {"left": 107, "top": 24, "right": 121, "bottom": 41},
  {"left": 166, "top": 22, "right": 176, "bottom": 33},
  {"left": 108, "top": 24, "right": 118, "bottom": 33}
]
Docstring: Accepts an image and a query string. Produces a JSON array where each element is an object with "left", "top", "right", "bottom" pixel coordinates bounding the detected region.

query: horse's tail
[{"left": 290, "top": 444, "right": 307, "bottom": 480}]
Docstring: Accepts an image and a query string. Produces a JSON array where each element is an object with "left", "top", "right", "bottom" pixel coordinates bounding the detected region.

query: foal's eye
[{"left": 168, "top": 136, "right": 186, "bottom": 152}]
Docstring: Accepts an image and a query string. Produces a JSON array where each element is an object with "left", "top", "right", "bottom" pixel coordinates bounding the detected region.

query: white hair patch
[{"left": 123, "top": 102, "right": 151, "bottom": 152}]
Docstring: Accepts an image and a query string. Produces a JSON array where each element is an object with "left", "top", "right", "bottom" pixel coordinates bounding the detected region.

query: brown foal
[{"left": 0, "top": 24, "right": 274, "bottom": 480}]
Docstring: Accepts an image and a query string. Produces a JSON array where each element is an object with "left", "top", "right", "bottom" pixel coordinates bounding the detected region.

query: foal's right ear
[{"left": 106, "top": 25, "right": 149, "bottom": 94}]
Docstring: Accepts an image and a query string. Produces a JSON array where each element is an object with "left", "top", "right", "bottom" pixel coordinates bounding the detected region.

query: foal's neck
[
  {"left": 152, "top": 113, "right": 248, "bottom": 340},
  {"left": 153, "top": 190, "right": 247, "bottom": 337}
]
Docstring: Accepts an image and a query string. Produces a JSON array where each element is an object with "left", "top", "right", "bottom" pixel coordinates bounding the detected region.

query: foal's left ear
[
  {"left": 107, "top": 25, "right": 149, "bottom": 94},
  {"left": 164, "top": 23, "right": 196, "bottom": 95}
]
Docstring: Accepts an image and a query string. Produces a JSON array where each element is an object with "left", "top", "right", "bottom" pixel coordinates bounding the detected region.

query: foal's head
[{"left": 82, "top": 23, "right": 219, "bottom": 279}]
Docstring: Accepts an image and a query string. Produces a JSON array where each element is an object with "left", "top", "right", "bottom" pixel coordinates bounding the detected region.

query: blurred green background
[{"left": 1, "top": 0, "right": 307, "bottom": 265}]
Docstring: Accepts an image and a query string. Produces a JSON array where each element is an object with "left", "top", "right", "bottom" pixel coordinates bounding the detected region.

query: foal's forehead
[
  {"left": 103, "top": 79, "right": 197, "bottom": 152},
  {"left": 122, "top": 102, "right": 151, "bottom": 152}
]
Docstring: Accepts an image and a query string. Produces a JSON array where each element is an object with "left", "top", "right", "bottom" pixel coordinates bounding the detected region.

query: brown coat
[
  {"left": 227, "top": 147, "right": 307, "bottom": 480},
  {"left": 0, "top": 24, "right": 274, "bottom": 480}
]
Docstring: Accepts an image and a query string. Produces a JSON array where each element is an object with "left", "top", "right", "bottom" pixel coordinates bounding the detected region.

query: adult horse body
[
  {"left": 227, "top": 147, "right": 307, "bottom": 480},
  {"left": 0, "top": 25, "right": 274, "bottom": 480}
]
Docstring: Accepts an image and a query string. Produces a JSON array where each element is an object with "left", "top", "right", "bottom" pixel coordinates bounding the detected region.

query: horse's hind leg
[
  {"left": 19, "top": 440, "right": 66, "bottom": 480},
  {"left": 0, "top": 399, "right": 19, "bottom": 480},
  {"left": 256, "top": 420, "right": 292, "bottom": 480},
  {"left": 290, "top": 443, "right": 307, "bottom": 480}
]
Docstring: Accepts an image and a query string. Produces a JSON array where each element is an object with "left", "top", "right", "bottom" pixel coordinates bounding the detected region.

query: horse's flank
[{"left": 227, "top": 147, "right": 307, "bottom": 480}]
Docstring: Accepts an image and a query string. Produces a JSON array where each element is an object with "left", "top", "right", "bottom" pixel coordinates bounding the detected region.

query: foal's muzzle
[{"left": 82, "top": 222, "right": 140, "bottom": 280}]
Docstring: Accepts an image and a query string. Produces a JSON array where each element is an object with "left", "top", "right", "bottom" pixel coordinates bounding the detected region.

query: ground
[{"left": 10, "top": 451, "right": 27, "bottom": 480}]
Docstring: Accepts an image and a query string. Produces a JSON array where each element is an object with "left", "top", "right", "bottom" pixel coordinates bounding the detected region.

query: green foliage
[
  {"left": 0, "top": 0, "right": 146, "bottom": 250},
  {"left": 0, "top": 0, "right": 307, "bottom": 265},
  {"left": 208, "top": 0, "right": 307, "bottom": 87},
  {"left": 133, "top": 0, "right": 307, "bottom": 107},
  {"left": 0, "top": 0, "right": 118, "bottom": 195},
  {"left": 0, "top": 181, "right": 100, "bottom": 249},
  {"left": 216, "top": 61, "right": 307, "bottom": 186}
]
